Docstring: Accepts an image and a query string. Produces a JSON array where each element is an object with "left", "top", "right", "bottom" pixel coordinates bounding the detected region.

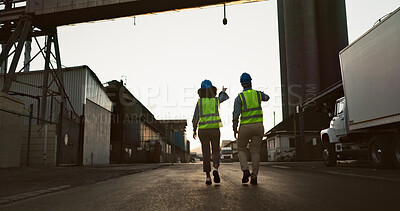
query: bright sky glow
[{"left": 23, "top": 0, "right": 400, "bottom": 151}]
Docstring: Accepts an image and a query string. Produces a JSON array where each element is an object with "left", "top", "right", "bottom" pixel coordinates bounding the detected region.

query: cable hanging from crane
[{"left": 223, "top": 3, "right": 228, "bottom": 25}]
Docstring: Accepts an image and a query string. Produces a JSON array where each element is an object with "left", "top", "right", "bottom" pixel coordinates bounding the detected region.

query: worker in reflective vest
[
  {"left": 192, "top": 79, "right": 229, "bottom": 185},
  {"left": 233, "top": 72, "right": 269, "bottom": 185}
]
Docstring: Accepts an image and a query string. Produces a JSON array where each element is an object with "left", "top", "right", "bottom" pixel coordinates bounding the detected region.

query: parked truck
[
  {"left": 221, "top": 146, "right": 234, "bottom": 162},
  {"left": 320, "top": 7, "right": 400, "bottom": 169}
]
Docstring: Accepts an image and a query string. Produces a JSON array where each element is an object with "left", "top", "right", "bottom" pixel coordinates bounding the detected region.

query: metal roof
[{"left": 301, "top": 80, "right": 343, "bottom": 108}]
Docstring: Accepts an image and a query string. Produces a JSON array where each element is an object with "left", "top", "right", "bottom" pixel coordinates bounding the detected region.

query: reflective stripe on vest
[
  {"left": 198, "top": 97, "right": 222, "bottom": 129},
  {"left": 239, "top": 90, "right": 263, "bottom": 125}
]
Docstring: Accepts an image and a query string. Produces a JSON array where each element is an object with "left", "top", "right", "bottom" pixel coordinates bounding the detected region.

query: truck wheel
[
  {"left": 322, "top": 144, "right": 337, "bottom": 167},
  {"left": 369, "top": 138, "right": 391, "bottom": 169},
  {"left": 392, "top": 136, "right": 400, "bottom": 169}
]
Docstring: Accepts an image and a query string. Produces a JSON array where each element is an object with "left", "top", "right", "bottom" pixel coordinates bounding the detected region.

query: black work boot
[
  {"left": 205, "top": 172, "right": 212, "bottom": 185},
  {"left": 242, "top": 170, "right": 251, "bottom": 183},
  {"left": 206, "top": 177, "right": 212, "bottom": 185},
  {"left": 213, "top": 170, "right": 220, "bottom": 183},
  {"left": 250, "top": 177, "right": 257, "bottom": 185}
]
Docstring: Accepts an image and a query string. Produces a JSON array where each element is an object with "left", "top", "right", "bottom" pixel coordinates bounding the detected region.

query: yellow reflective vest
[
  {"left": 198, "top": 97, "right": 222, "bottom": 129},
  {"left": 239, "top": 90, "right": 263, "bottom": 125}
]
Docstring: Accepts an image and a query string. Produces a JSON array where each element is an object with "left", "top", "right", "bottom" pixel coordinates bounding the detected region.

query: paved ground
[
  {"left": 261, "top": 161, "right": 400, "bottom": 182},
  {"left": 1, "top": 162, "right": 399, "bottom": 210},
  {"left": 0, "top": 163, "right": 171, "bottom": 204}
]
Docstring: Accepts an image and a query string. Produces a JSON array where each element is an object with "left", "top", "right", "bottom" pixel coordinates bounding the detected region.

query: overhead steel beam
[
  {"left": 26, "top": 0, "right": 266, "bottom": 27},
  {"left": 0, "top": 7, "right": 26, "bottom": 22}
]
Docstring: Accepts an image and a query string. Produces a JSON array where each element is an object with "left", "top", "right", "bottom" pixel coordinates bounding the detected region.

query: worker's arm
[
  {"left": 218, "top": 90, "right": 229, "bottom": 103},
  {"left": 192, "top": 103, "right": 199, "bottom": 138},
  {"left": 259, "top": 91, "right": 270, "bottom": 101},
  {"left": 232, "top": 95, "right": 241, "bottom": 134}
]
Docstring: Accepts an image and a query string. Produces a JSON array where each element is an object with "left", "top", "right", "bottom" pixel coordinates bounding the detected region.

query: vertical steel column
[
  {"left": 0, "top": 45, "right": 7, "bottom": 74},
  {"left": 24, "top": 40, "right": 32, "bottom": 72},
  {"left": 56, "top": 102, "right": 64, "bottom": 167},
  {"left": 40, "top": 35, "right": 53, "bottom": 123},
  {"left": 0, "top": 21, "right": 24, "bottom": 68},
  {"left": 298, "top": 107, "right": 304, "bottom": 161},
  {"left": 3, "top": 0, "right": 12, "bottom": 36},
  {"left": 27, "top": 104, "right": 33, "bottom": 167},
  {"left": 2, "top": 20, "right": 32, "bottom": 93},
  {"left": 53, "top": 31, "right": 66, "bottom": 101},
  {"left": 78, "top": 110, "right": 85, "bottom": 166}
]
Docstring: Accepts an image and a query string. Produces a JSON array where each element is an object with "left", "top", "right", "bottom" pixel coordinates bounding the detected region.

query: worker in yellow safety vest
[
  {"left": 192, "top": 79, "right": 229, "bottom": 185},
  {"left": 233, "top": 72, "right": 269, "bottom": 185}
]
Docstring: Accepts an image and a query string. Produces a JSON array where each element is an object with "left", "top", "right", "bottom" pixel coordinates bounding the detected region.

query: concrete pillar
[
  {"left": 277, "top": 0, "right": 348, "bottom": 119},
  {"left": 278, "top": 0, "right": 321, "bottom": 117},
  {"left": 0, "top": 93, "right": 25, "bottom": 167},
  {"left": 315, "top": 0, "right": 348, "bottom": 90},
  {"left": 277, "top": 0, "right": 289, "bottom": 119}
]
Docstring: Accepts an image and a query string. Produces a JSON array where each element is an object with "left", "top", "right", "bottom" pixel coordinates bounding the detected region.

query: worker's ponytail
[{"left": 198, "top": 87, "right": 217, "bottom": 98}]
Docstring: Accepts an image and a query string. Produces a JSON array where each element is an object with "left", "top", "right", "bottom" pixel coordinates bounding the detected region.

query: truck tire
[
  {"left": 392, "top": 136, "right": 400, "bottom": 169},
  {"left": 322, "top": 144, "right": 337, "bottom": 167},
  {"left": 369, "top": 138, "right": 391, "bottom": 169}
]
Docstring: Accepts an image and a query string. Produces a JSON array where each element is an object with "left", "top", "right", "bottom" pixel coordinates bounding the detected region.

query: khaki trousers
[{"left": 237, "top": 122, "right": 264, "bottom": 178}]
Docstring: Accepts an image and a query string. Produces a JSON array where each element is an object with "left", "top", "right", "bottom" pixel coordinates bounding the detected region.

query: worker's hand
[
  {"left": 234, "top": 130, "right": 238, "bottom": 139},
  {"left": 222, "top": 86, "right": 228, "bottom": 92},
  {"left": 193, "top": 132, "right": 197, "bottom": 140}
]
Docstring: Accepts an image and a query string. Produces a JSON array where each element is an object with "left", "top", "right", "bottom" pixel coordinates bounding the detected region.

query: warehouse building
[
  {"left": 105, "top": 80, "right": 170, "bottom": 163},
  {"left": 160, "top": 120, "right": 189, "bottom": 163},
  {"left": 0, "top": 66, "right": 112, "bottom": 166}
]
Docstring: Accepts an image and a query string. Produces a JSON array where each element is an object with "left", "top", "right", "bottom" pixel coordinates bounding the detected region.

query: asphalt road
[{"left": 1, "top": 162, "right": 400, "bottom": 211}]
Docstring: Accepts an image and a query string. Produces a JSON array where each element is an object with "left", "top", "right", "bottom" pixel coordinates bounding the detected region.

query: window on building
[
  {"left": 268, "top": 139, "right": 275, "bottom": 149},
  {"left": 289, "top": 138, "right": 295, "bottom": 148}
]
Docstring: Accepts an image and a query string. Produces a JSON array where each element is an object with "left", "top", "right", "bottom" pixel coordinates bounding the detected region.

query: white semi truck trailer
[{"left": 320, "top": 7, "right": 400, "bottom": 169}]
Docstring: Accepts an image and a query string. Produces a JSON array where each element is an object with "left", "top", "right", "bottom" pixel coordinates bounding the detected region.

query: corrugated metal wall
[
  {"left": 85, "top": 70, "right": 112, "bottom": 111},
  {"left": 0, "top": 70, "right": 75, "bottom": 123},
  {"left": 83, "top": 99, "right": 111, "bottom": 165}
]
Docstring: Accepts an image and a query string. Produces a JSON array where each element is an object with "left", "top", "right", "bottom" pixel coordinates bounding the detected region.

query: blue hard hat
[
  {"left": 240, "top": 72, "right": 252, "bottom": 84},
  {"left": 201, "top": 80, "right": 213, "bottom": 89}
]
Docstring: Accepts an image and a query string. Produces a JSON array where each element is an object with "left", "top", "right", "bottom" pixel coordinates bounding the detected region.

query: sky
[{"left": 25, "top": 0, "right": 400, "bottom": 151}]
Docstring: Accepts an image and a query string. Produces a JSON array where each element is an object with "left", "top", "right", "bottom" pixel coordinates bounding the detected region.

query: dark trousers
[{"left": 199, "top": 128, "right": 221, "bottom": 172}]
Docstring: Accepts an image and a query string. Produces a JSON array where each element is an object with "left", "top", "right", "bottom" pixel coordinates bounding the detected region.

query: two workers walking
[{"left": 192, "top": 72, "right": 270, "bottom": 185}]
